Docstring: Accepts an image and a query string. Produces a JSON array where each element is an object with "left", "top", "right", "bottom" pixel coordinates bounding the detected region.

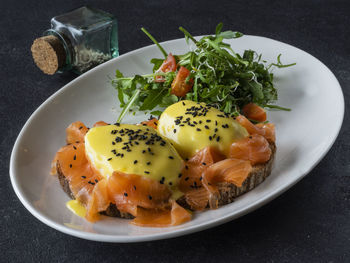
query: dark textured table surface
[{"left": 1, "top": 0, "right": 349, "bottom": 262}]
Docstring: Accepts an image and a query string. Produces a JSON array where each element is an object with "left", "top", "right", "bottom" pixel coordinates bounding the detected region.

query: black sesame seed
[
  {"left": 205, "top": 125, "right": 209, "bottom": 129},
  {"left": 182, "top": 102, "right": 186, "bottom": 106},
  {"left": 69, "top": 164, "right": 72, "bottom": 168},
  {"left": 196, "top": 128, "right": 201, "bottom": 131},
  {"left": 168, "top": 156, "right": 174, "bottom": 159},
  {"left": 174, "top": 129, "right": 177, "bottom": 133},
  {"left": 147, "top": 161, "right": 151, "bottom": 165},
  {"left": 178, "top": 173, "right": 182, "bottom": 178},
  {"left": 216, "top": 136, "right": 220, "bottom": 142},
  {"left": 134, "top": 160, "right": 138, "bottom": 164},
  {"left": 249, "top": 136, "right": 252, "bottom": 139},
  {"left": 202, "top": 162, "right": 206, "bottom": 165},
  {"left": 185, "top": 177, "right": 189, "bottom": 181},
  {"left": 73, "top": 146, "right": 77, "bottom": 150},
  {"left": 159, "top": 177, "right": 165, "bottom": 184},
  {"left": 148, "top": 195, "right": 152, "bottom": 200},
  {"left": 124, "top": 192, "right": 128, "bottom": 197},
  {"left": 107, "top": 157, "right": 112, "bottom": 161},
  {"left": 206, "top": 119, "right": 211, "bottom": 123},
  {"left": 214, "top": 128, "right": 218, "bottom": 132},
  {"left": 73, "top": 155, "right": 76, "bottom": 160},
  {"left": 79, "top": 126, "right": 83, "bottom": 130},
  {"left": 209, "top": 136, "right": 212, "bottom": 141},
  {"left": 134, "top": 185, "right": 137, "bottom": 190},
  {"left": 144, "top": 171, "right": 150, "bottom": 174},
  {"left": 185, "top": 165, "right": 189, "bottom": 170},
  {"left": 95, "top": 179, "right": 98, "bottom": 183},
  {"left": 81, "top": 176, "right": 86, "bottom": 179},
  {"left": 142, "top": 150, "right": 146, "bottom": 154}
]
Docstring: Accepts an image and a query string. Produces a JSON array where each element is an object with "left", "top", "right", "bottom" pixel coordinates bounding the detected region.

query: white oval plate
[{"left": 10, "top": 35, "right": 344, "bottom": 242}]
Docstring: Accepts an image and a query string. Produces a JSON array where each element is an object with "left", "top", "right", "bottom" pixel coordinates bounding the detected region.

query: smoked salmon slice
[
  {"left": 93, "top": 121, "right": 109, "bottom": 127},
  {"left": 131, "top": 200, "right": 191, "bottom": 227},
  {"left": 236, "top": 115, "right": 275, "bottom": 142},
  {"left": 180, "top": 147, "right": 225, "bottom": 210},
  {"left": 200, "top": 158, "right": 252, "bottom": 209},
  {"left": 204, "top": 158, "right": 252, "bottom": 187},
  {"left": 54, "top": 142, "right": 103, "bottom": 205},
  {"left": 86, "top": 179, "right": 111, "bottom": 222},
  {"left": 66, "top": 121, "right": 89, "bottom": 144},
  {"left": 256, "top": 122, "right": 275, "bottom": 143},
  {"left": 229, "top": 134, "right": 272, "bottom": 165},
  {"left": 183, "top": 187, "right": 210, "bottom": 211},
  {"left": 242, "top": 103, "right": 267, "bottom": 122},
  {"left": 179, "top": 147, "right": 224, "bottom": 192},
  {"left": 107, "top": 171, "right": 172, "bottom": 216}
]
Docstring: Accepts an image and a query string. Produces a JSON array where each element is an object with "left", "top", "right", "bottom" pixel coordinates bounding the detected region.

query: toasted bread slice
[{"left": 56, "top": 142, "right": 275, "bottom": 218}]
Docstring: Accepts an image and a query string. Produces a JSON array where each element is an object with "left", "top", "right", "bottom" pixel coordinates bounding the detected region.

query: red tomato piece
[{"left": 170, "top": 66, "right": 193, "bottom": 97}]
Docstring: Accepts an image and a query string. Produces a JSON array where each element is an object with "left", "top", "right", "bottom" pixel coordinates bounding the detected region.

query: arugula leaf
[
  {"left": 139, "top": 87, "right": 168, "bottom": 111},
  {"left": 217, "top": 30, "right": 243, "bottom": 39},
  {"left": 150, "top": 58, "right": 164, "bottom": 72},
  {"left": 215, "top": 23, "right": 223, "bottom": 35}
]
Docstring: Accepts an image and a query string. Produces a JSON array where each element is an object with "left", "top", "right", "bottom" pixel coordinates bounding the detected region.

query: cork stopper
[{"left": 31, "top": 35, "right": 66, "bottom": 75}]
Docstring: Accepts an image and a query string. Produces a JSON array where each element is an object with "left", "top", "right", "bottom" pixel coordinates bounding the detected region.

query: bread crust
[{"left": 56, "top": 142, "right": 275, "bottom": 217}]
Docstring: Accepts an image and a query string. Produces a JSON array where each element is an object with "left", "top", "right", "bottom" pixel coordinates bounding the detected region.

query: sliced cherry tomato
[
  {"left": 155, "top": 53, "right": 176, "bottom": 82},
  {"left": 242, "top": 103, "right": 267, "bottom": 122},
  {"left": 170, "top": 66, "right": 193, "bottom": 97}
]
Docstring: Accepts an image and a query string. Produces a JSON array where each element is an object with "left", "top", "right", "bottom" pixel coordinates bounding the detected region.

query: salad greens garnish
[{"left": 112, "top": 23, "right": 295, "bottom": 122}]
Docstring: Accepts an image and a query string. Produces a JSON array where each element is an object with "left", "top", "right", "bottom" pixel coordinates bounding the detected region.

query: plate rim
[{"left": 9, "top": 34, "right": 345, "bottom": 243}]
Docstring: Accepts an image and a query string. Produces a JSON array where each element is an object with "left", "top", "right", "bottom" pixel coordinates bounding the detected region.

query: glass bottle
[{"left": 31, "top": 6, "right": 118, "bottom": 75}]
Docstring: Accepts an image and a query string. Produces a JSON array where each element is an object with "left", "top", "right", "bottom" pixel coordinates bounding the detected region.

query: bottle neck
[{"left": 43, "top": 29, "right": 73, "bottom": 72}]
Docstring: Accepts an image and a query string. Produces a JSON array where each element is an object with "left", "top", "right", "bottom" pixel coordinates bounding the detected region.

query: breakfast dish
[
  {"left": 10, "top": 32, "right": 343, "bottom": 241},
  {"left": 51, "top": 100, "right": 276, "bottom": 227}
]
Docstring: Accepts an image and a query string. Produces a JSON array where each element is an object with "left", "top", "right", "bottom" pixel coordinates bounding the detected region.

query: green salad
[{"left": 112, "top": 23, "right": 295, "bottom": 122}]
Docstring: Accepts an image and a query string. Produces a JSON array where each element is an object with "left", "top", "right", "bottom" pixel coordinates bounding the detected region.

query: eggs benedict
[
  {"left": 85, "top": 124, "right": 184, "bottom": 199},
  {"left": 52, "top": 121, "right": 191, "bottom": 226},
  {"left": 158, "top": 100, "right": 248, "bottom": 159}
]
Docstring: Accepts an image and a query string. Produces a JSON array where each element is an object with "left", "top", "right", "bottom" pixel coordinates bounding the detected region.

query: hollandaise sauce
[
  {"left": 158, "top": 100, "right": 248, "bottom": 159},
  {"left": 66, "top": 200, "right": 86, "bottom": 218},
  {"left": 85, "top": 124, "right": 184, "bottom": 199}
]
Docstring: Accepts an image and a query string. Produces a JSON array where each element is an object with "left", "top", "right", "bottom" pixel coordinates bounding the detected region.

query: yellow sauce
[
  {"left": 158, "top": 100, "right": 248, "bottom": 159},
  {"left": 85, "top": 124, "right": 184, "bottom": 199},
  {"left": 66, "top": 200, "right": 86, "bottom": 218}
]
